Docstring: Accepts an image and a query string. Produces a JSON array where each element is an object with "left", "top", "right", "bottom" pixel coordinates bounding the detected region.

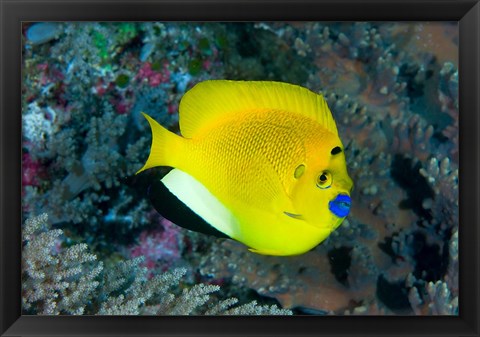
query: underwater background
[{"left": 21, "top": 22, "right": 458, "bottom": 315}]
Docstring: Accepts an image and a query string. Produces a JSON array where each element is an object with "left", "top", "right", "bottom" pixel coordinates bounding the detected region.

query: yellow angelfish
[{"left": 137, "top": 80, "right": 353, "bottom": 256}]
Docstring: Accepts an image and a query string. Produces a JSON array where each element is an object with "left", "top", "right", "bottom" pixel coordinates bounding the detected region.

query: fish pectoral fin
[{"left": 283, "top": 211, "right": 304, "bottom": 220}]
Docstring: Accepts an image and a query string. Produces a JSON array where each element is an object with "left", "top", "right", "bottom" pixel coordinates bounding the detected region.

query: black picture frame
[{"left": 1, "top": 0, "right": 479, "bottom": 336}]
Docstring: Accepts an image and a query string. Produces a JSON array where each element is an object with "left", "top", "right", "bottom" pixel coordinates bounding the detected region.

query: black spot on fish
[{"left": 331, "top": 146, "right": 342, "bottom": 155}]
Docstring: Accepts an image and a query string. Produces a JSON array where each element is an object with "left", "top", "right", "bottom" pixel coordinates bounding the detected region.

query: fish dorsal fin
[{"left": 178, "top": 80, "right": 338, "bottom": 138}]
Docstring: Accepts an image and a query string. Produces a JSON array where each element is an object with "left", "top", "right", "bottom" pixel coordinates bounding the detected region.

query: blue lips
[{"left": 329, "top": 194, "right": 351, "bottom": 218}]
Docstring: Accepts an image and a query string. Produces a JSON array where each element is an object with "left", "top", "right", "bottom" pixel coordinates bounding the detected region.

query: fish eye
[{"left": 317, "top": 171, "right": 332, "bottom": 189}]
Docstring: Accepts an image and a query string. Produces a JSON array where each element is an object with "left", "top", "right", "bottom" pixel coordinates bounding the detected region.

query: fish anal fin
[{"left": 248, "top": 247, "right": 290, "bottom": 256}]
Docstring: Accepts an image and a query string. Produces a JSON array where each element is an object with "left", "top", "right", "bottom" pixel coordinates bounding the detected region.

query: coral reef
[
  {"left": 22, "top": 22, "right": 458, "bottom": 315},
  {"left": 22, "top": 213, "right": 102, "bottom": 315},
  {"left": 22, "top": 214, "right": 291, "bottom": 315}
]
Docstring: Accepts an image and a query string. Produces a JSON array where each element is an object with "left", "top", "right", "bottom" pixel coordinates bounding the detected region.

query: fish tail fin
[{"left": 136, "top": 112, "right": 183, "bottom": 174}]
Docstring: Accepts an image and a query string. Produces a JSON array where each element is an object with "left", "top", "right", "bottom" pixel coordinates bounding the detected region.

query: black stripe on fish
[
  {"left": 148, "top": 177, "right": 231, "bottom": 239},
  {"left": 331, "top": 146, "right": 342, "bottom": 155}
]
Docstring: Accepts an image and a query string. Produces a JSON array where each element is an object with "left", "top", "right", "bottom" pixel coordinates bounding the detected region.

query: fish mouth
[{"left": 329, "top": 194, "right": 351, "bottom": 217}]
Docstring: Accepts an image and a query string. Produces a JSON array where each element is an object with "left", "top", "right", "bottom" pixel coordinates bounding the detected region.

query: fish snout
[{"left": 328, "top": 194, "right": 351, "bottom": 218}]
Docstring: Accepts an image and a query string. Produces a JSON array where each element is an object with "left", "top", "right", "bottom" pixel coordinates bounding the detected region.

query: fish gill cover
[{"left": 21, "top": 22, "right": 458, "bottom": 315}]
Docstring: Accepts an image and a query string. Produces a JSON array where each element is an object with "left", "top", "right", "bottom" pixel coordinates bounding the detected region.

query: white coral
[
  {"left": 22, "top": 214, "right": 292, "bottom": 316},
  {"left": 23, "top": 103, "right": 57, "bottom": 152}
]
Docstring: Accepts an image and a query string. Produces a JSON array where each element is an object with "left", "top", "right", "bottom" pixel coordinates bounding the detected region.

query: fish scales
[{"left": 181, "top": 110, "right": 320, "bottom": 211}]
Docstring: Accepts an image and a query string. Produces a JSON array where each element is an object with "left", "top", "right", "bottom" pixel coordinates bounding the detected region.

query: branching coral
[
  {"left": 407, "top": 279, "right": 458, "bottom": 315},
  {"left": 22, "top": 213, "right": 103, "bottom": 314},
  {"left": 22, "top": 214, "right": 292, "bottom": 315},
  {"left": 24, "top": 104, "right": 147, "bottom": 226}
]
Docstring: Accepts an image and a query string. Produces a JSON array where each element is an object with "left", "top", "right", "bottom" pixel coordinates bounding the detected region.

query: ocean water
[{"left": 21, "top": 22, "right": 458, "bottom": 315}]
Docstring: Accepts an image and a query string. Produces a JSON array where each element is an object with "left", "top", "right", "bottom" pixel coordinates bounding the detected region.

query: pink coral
[
  {"left": 22, "top": 153, "right": 45, "bottom": 187},
  {"left": 129, "top": 217, "right": 182, "bottom": 272},
  {"left": 136, "top": 62, "right": 170, "bottom": 87},
  {"left": 36, "top": 62, "right": 64, "bottom": 86}
]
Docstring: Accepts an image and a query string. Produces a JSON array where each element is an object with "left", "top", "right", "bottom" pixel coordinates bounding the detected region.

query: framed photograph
[{"left": 1, "top": 0, "right": 479, "bottom": 336}]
